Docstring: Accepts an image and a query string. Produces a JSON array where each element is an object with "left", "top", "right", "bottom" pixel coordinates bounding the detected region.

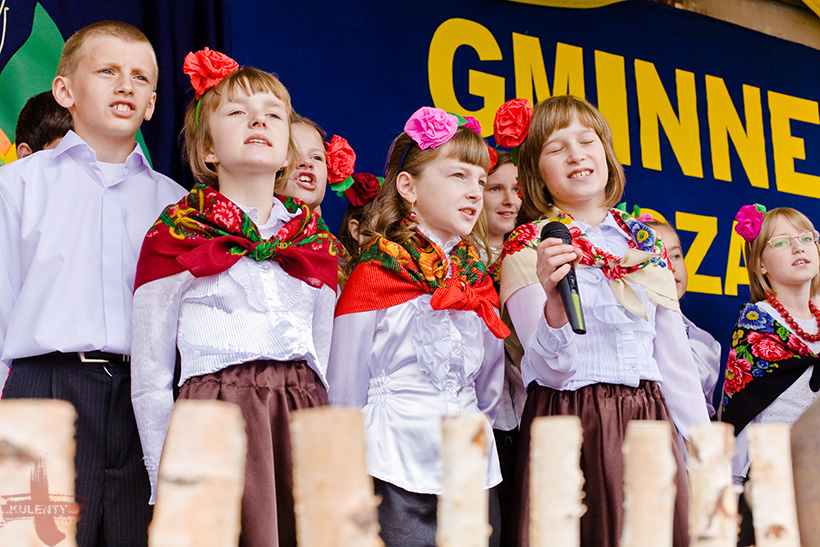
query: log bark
[
  {"left": 528, "top": 415, "right": 585, "bottom": 547},
  {"left": 0, "top": 399, "right": 77, "bottom": 547},
  {"left": 437, "top": 413, "right": 491, "bottom": 547},
  {"left": 291, "top": 407, "right": 382, "bottom": 547},
  {"left": 620, "top": 420, "right": 677, "bottom": 547},
  {"left": 745, "top": 423, "right": 800, "bottom": 547},
  {"left": 791, "top": 396, "right": 820, "bottom": 547},
  {"left": 149, "top": 400, "right": 246, "bottom": 547},
  {"left": 688, "top": 422, "right": 738, "bottom": 547}
]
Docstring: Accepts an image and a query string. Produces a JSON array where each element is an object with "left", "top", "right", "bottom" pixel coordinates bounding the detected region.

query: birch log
[
  {"left": 149, "top": 400, "right": 246, "bottom": 547},
  {"left": 688, "top": 422, "right": 738, "bottom": 547},
  {"left": 745, "top": 423, "right": 800, "bottom": 547},
  {"left": 791, "top": 397, "right": 820, "bottom": 547},
  {"left": 0, "top": 399, "right": 77, "bottom": 547},
  {"left": 620, "top": 420, "right": 677, "bottom": 547},
  {"left": 529, "top": 415, "right": 584, "bottom": 547},
  {"left": 437, "top": 413, "right": 491, "bottom": 547},
  {"left": 291, "top": 407, "right": 382, "bottom": 547}
]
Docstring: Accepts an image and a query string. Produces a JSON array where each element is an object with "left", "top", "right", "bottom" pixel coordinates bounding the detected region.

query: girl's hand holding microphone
[{"left": 536, "top": 236, "right": 582, "bottom": 328}]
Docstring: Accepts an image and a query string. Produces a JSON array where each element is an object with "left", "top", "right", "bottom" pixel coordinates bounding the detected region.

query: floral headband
[
  {"left": 734, "top": 203, "right": 767, "bottom": 242},
  {"left": 334, "top": 172, "right": 384, "bottom": 207},
  {"left": 183, "top": 47, "right": 239, "bottom": 125},
  {"left": 398, "top": 107, "right": 490, "bottom": 172},
  {"left": 493, "top": 98, "right": 533, "bottom": 165},
  {"left": 326, "top": 135, "right": 356, "bottom": 192}
]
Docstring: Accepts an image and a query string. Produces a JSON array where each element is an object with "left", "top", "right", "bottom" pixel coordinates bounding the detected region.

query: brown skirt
[
  {"left": 179, "top": 359, "right": 328, "bottom": 547},
  {"left": 507, "top": 381, "right": 689, "bottom": 547}
]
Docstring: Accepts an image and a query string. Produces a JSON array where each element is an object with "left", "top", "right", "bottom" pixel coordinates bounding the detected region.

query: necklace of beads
[{"left": 764, "top": 291, "right": 820, "bottom": 343}]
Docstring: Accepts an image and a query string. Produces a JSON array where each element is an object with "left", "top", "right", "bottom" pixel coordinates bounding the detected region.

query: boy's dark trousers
[{"left": 4, "top": 353, "right": 152, "bottom": 547}]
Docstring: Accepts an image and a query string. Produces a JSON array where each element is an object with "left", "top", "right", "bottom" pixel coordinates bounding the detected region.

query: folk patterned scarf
[
  {"left": 501, "top": 208, "right": 678, "bottom": 319},
  {"left": 722, "top": 302, "right": 820, "bottom": 435},
  {"left": 134, "top": 183, "right": 339, "bottom": 291},
  {"left": 335, "top": 228, "right": 510, "bottom": 339}
]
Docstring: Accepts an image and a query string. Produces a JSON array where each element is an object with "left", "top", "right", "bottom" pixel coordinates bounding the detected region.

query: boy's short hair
[
  {"left": 15, "top": 91, "right": 73, "bottom": 152},
  {"left": 183, "top": 66, "right": 294, "bottom": 188},
  {"left": 58, "top": 21, "right": 158, "bottom": 88}
]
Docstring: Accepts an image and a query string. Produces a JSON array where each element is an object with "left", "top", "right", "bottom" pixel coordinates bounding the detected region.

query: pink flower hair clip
[
  {"left": 734, "top": 203, "right": 767, "bottom": 242},
  {"left": 398, "top": 107, "right": 483, "bottom": 172}
]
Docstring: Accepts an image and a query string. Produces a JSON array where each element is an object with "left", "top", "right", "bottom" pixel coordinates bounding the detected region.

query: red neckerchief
[{"left": 135, "top": 183, "right": 338, "bottom": 291}]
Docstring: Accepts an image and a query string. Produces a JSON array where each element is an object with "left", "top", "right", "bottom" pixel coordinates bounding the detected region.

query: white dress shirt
[
  {"left": 682, "top": 313, "right": 721, "bottom": 417},
  {"left": 327, "top": 230, "right": 504, "bottom": 494},
  {"left": 505, "top": 213, "right": 710, "bottom": 440},
  {"left": 131, "top": 196, "right": 337, "bottom": 503},
  {"left": 0, "top": 131, "right": 185, "bottom": 388},
  {"left": 732, "top": 301, "right": 820, "bottom": 480}
]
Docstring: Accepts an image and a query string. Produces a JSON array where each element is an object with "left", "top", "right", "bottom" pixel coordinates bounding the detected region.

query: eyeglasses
[{"left": 767, "top": 230, "right": 819, "bottom": 249}]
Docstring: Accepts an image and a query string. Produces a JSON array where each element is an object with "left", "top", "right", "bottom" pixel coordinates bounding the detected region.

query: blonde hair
[
  {"left": 58, "top": 21, "right": 158, "bottom": 89},
  {"left": 362, "top": 126, "right": 490, "bottom": 244},
  {"left": 517, "top": 95, "right": 625, "bottom": 223},
  {"left": 746, "top": 207, "right": 820, "bottom": 302},
  {"left": 183, "top": 67, "right": 293, "bottom": 188},
  {"left": 274, "top": 113, "right": 326, "bottom": 195}
]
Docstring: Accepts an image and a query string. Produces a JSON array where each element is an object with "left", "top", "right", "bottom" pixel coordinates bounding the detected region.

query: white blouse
[
  {"left": 131, "top": 196, "right": 337, "bottom": 503},
  {"left": 505, "top": 214, "right": 710, "bottom": 441},
  {"left": 682, "top": 314, "right": 722, "bottom": 417},
  {"left": 327, "top": 231, "right": 504, "bottom": 494},
  {"left": 732, "top": 300, "right": 820, "bottom": 480}
]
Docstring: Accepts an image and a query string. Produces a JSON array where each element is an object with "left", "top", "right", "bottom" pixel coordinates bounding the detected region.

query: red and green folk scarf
[
  {"left": 134, "top": 183, "right": 339, "bottom": 291},
  {"left": 336, "top": 228, "right": 510, "bottom": 339},
  {"left": 721, "top": 302, "right": 820, "bottom": 435},
  {"left": 502, "top": 208, "right": 671, "bottom": 276}
]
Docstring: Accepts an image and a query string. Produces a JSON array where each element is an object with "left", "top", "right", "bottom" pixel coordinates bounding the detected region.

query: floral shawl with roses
[
  {"left": 134, "top": 183, "right": 339, "bottom": 291},
  {"left": 335, "top": 228, "right": 510, "bottom": 339},
  {"left": 721, "top": 302, "right": 820, "bottom": 435},
  {"left": 498, "top": 208, "right": 679, "bottom": 320}
]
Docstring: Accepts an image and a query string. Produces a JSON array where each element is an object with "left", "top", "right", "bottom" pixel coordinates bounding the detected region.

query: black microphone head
[{"left": 540, "top": 221, "right": 572, "bottom": 245}]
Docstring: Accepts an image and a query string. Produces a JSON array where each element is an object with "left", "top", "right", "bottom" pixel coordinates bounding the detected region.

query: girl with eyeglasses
[{"left": 722, "top": 204, "right": 820, "bottom": 546}]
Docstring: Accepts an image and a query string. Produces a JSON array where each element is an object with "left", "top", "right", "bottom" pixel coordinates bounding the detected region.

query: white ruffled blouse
[{"left": 327, "top": 230, "right": 504, "bottom": 494}]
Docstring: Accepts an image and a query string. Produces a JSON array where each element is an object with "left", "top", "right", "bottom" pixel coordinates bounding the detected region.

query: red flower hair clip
[
  {"left": 183, "top": 48, "right": 239, "bottom": 99},
  {"left": 326, "top": 135, "right": 356, "bottom": 191},
  {"left": 493, "top": 98, "right": 533, "bottom": 165},
  {"left": 340, "top": 172, "right": 384, "bottom": 207}
]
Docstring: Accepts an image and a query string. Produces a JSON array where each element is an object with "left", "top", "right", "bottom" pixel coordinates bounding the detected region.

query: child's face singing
[
  {"left": 484, "top": 162, "right": 521, "bottom": 241},
  {"left": 538, "top": 118, "right": 608, "bottom": 214},
  {"left": 55, "top": 35, "right": 157, "bottom": 147},
  {"left": 283, "top": 123, "right": 327, "bottom": 210},
  {"left": 760, "top": 216, "right": 820, "bottom": 294},
  {"left": 656, "top": 225, "right": 688, "bottom": 299},
  {"left": 204, "top": 91, "right": 290, "bottom": 178},
  {"left": 400, "top": 154, "right": 485, "bottom": 243}
]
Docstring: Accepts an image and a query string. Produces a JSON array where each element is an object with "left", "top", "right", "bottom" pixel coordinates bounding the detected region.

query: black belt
[{"left": 15, "top": 351, "right": 131, "bottom": 375}]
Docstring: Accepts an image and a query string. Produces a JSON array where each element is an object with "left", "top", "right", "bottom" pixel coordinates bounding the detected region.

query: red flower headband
[
  {"left": 326, "top": 135, "right": 356, "bottom": 192},
  {"left": 337, "top": 172, "right": 384, "bottom": 207},
  {"left": 493, "top": 98, "right": 533, "bottom": 165},
  {"left": 183, "top": 47, "right": 239, "bottom": 124}
]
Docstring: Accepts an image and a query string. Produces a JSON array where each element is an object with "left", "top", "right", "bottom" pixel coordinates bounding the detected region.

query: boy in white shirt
[{"left": 0, "top": 21, "right": 185, "bottom": 546}]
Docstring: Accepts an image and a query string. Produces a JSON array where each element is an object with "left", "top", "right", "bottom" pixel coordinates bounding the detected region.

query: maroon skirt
[
  {"left": 179, "top": 359, "right": 328, "bottom": 547},
  {"left": 507, "top": 381, "right": 689, "bottom": 547}
]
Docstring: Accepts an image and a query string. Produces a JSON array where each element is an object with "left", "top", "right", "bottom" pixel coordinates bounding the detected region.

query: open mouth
[
  {"left": 294, "top": 171, "right": 317, "bottom": 190},
  {"left": 111, "top": 102, "right": 135, "bottom": 115},
  {"left": 460, "top": 207, "right": 477, "bottom": 218},
  {"left": 793, "top": 258, "right": 810, "bottom": 266},
  {"left": 569, "top": 169, "right": 592, "bottom": 179},
  {"left": 245, "top": 135, "right": 271, "bottom": 146}
]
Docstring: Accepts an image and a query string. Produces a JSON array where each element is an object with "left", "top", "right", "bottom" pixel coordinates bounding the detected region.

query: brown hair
[
  {"left": 15, "top": 91, "right": 73, "bottom": 151},
  {"left": 745, "top": 207, "right": 820, "bottom": 302},
  {"left": 183, "top": 67, "right": 293, "bottom": 188},
  {"left": 362, "top": 125, "right": 490, "bottom": 244},
  {"left": 517, "top": 95, "right": 625, "bottom": 223},
  {"left": 58, "top": 21, "right": 158, "bottom": 88},
  {"left": 274, "top": 113, "right": 326, "bottom": 194}
]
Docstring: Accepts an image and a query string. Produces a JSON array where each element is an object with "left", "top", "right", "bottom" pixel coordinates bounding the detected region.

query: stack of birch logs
[{"left": 1, "top": 399, "right": 818, "bottom": 546}]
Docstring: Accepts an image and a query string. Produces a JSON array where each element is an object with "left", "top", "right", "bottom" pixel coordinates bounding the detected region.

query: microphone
[{"left": 540, "top": 221, "right": 586, "bottom": 335}]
